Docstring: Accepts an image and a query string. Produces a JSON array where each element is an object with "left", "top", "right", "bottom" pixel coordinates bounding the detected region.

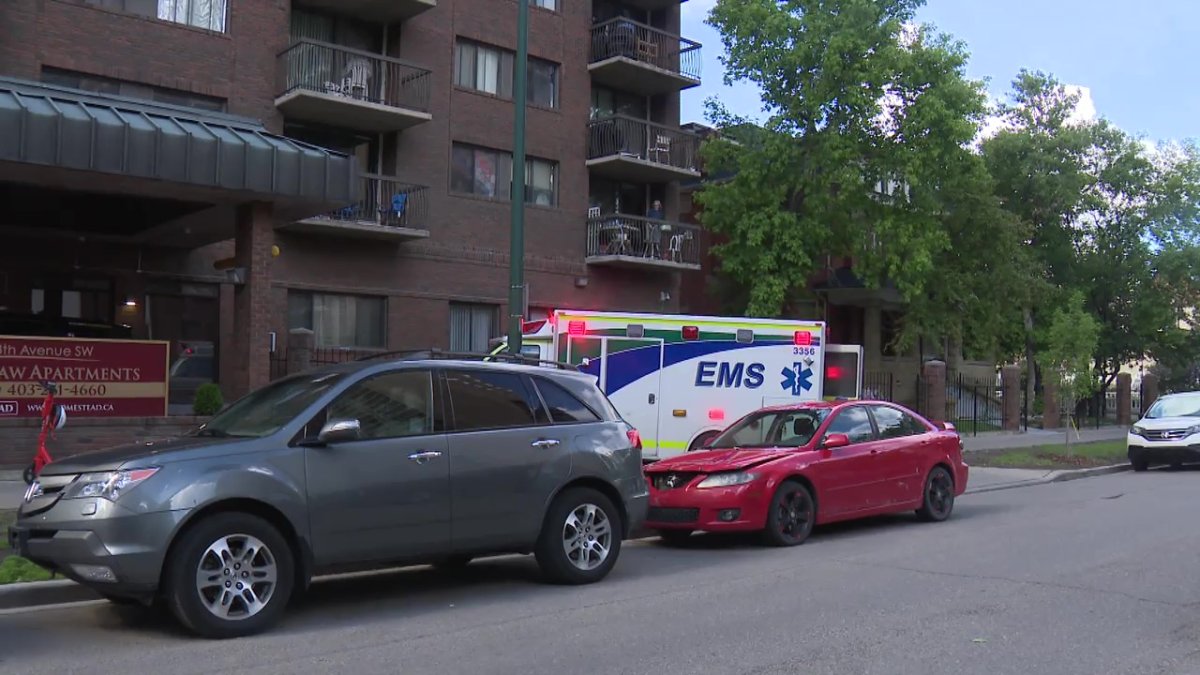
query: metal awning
[{"left": 0, "top": 78, "right": 356, "bottom": 210}]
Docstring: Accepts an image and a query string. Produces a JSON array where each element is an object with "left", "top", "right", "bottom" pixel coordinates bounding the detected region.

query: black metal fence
[
  {"left": 863, "top": 370, "right": 1028, "bottom": 436},
  {"left": 585, "top": 214, "right": 701, "bottom": 266},
  {"left": 277, "top": 39, "right": 433, "bottom": 113},
  {"left": 269, "top": 346, "right": 384, "bottom": 380},
  {"left": 589, "top": 18, "right": 702, "bottom": 81},
  {"left": 587, "top": 116, "right": 700, "bottom": 171},
  {"left": 312, "top": 176, "right": 430, "bottom": 231}
]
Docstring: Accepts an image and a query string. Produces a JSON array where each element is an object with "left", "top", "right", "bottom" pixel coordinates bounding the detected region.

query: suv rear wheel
[
  {"left": 535, "top": 487, "right": 622, "bottom": 585},
  {"left": 163, "top": 512, "right": 295, "bottom": 639}
]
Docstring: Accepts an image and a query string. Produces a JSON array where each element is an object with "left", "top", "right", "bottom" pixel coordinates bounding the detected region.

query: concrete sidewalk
[
  {"left": 961, "top": 425, "right": 1127, "bottom": 452},
  {"left": 964, "top": 463, "right": 1129, "bottom": 494}
]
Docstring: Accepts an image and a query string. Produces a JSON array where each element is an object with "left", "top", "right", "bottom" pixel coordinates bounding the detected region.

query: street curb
[
  {"left": 0, "top": 578, "right": 99, "bottom": 610},
  {"left": 964, "top": 463, "right": 1131, "bottom": 495}
]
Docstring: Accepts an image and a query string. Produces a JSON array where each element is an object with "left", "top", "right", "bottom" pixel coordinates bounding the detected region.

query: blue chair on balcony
[{"left": 381, "top": 192, "right": 408, "bottom": 227}]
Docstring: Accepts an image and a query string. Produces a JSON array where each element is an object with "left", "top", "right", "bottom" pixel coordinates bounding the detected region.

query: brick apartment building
[{"left": 0, "top": 0, "right": 704, "bottom": 413}]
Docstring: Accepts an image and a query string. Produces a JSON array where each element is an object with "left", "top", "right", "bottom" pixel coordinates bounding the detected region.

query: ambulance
[{"left": 491, "top": 309, "right": 865, "bottom": 460}]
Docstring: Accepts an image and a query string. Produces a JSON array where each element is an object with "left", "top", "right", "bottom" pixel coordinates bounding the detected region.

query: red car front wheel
[{"left": 761, "top": 480, "right": 815, "bottom": 547}]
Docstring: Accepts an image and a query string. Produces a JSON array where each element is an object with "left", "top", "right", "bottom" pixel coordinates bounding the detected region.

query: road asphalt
[{"left": 0, "top": 467, "right": 1197, "bottom": 674}]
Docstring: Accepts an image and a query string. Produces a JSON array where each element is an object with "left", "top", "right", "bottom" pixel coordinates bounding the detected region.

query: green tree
[
  {"left": 696, "top": 0, "right": 1008, "bottom": 350},
  {"left": 1037, "top": 292, "right": 1101, "bottom": 428}
]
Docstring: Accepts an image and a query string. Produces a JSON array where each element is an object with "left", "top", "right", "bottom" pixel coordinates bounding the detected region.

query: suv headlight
[
  {"left": 63, "top": 468, "right": 159, "bottom": 502},
  {"left": 1131, "top": 425, "right": 1146, "bottom": 437},
  {"left": 696, "top": 471, "right": 758, "bottom": 489}
]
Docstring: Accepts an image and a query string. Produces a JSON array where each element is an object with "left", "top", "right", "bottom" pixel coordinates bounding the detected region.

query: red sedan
[{"left": 643, "top": 400, "right": 969, "bottom": 546}]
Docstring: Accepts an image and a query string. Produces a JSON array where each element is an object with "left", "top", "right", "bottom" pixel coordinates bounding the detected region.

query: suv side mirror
[
  {"left": 821, "top": 433, "right": 850, "bottom": 450},
  {"left": 317, "top": 418, "right": 362, "bottom": 445}
]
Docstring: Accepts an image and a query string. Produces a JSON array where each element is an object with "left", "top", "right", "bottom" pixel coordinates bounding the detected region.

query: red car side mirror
[{"left": 821, "top": 433, "right": 851, "bottom": 450}]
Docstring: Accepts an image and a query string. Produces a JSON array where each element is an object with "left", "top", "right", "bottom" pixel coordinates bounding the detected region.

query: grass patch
[
  {"left": 970, "top": 440, "right": 1127, "bottom": 469},
  {"left": 952, "top": 418, "right": 1003, "bottom": 433},
  {"left": 0, "top": 556, "right": 52, "bottom": 584}
]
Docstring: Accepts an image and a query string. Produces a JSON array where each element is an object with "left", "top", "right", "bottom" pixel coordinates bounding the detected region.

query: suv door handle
[
  {"left": 407, "top": 451, "right": 442, "bottom": 464},
  {"left": 531, "top": 439, "right": 561, "bottom": 448}
]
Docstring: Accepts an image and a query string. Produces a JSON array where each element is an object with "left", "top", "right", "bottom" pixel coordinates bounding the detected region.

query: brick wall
[
  {"left": 0, "top": 417, "right": 205, "bottom": 469},
  {"left": 0, "top": 0, "right": 288, "bottom": 128}
]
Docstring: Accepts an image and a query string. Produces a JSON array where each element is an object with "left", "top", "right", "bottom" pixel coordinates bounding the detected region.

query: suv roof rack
[{"left": 354, "top": 349, "right": 581, "bottom": 371}]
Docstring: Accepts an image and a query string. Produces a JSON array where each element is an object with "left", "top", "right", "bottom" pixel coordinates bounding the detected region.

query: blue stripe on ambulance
[{"left": 581, "top": 340, "right": 762, "bottom": 395}]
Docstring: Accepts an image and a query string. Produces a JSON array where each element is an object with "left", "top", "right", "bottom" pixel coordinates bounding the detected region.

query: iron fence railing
[
  {"left": 314, "top": 175, "right": 430, "bottom": 230},
  {"left": 589, "top": 18, "right": 701, "bottom": 81},
  {"left": 587, "top": 115, "right": 700, "bottom": 172},
  {"left": 277, "top": 39, "right": 432, "bottom": 113},
  {"left": 585, "top": 214, "right": 701, "bottom": 266}
]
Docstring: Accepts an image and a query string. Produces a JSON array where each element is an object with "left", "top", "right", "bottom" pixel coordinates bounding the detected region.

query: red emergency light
[
  {"left": 567, "top": 320, "right": 586, "bottom": 336},
  {"left": 793, "top": 331, "right": 812, "bottom": 346},
  {"left": 681, "top": 325, "right": 700, "bottom": 341},
  {"left": 826, "top": 365, "right": 843, "bottom": 379},
  {"left": 708, "top": 408, "right": 725, "bottom": 421}
]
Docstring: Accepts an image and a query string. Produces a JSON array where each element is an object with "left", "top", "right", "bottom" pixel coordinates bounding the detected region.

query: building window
[
  {"left": 81, "top": 0, "right": 227, "bottom": 32},
  {"left": 451, "top": 143, "right": 558, "bottom": 206},
  {"left": 449, "top": 303, "right": 498, "bottom": 353},
  {"left": 41, "top": 67, "right": 227, "bottom": 113},
  {"left": 454, "top": 38, "right": 559, "bottom": 109},
  {"left": 528, "top": 58, "right": 558, "bottom": 109},
  {"left": 288, "top": 291, "right": 385, "bottom": 348},
  {"left": 529, "top": 0, "right": 557, "bottom": 10}
]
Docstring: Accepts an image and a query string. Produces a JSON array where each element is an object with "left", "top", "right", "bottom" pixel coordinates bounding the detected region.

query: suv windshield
[
  {"left": 709, "top": 408, "right": 832, "bottom": 449},
  {"left": 195, "top": 372, "right": 346, "bottom": 438},
  {"left": 1143, "top": 394, "right": 1200, "bottom": 419}
]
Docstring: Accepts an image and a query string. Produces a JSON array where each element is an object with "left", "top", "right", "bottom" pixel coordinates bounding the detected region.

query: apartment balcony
[
  {"left": 280, "top": 175, "right": 431, "bottom": 242},
  {"left": 276, "top": 40, "right": 432, "bottom": 133},
  {"left": 587, "top": 116, "right": 701, "bottom": 183},
  {"left": 586, "top": 214, "right": 701, "bottom": 271},
  {"left": 589, "top": 19, "right": 701, "bottom": 95},
  {"left": 297, "top": 0, "right": 436, "bottom": 22}
]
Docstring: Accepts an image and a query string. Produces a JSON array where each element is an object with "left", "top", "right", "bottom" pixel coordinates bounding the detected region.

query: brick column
[
  {"left": 1001, "top": 365, "right": 1021, "bottom": 431},
  {"left": 1042, "top": 376, "right": 1061, "bottom": 429},
  {"left": 921, "top": 360, "right": 946, "bottom": 423},
  {"left": 1141, "top": 373, "right": 1159, "bottom": 416},
  {"left": 1117, "top": 372, "right": 1132, "bottom": 425},
  {"left": 230, "top": 202, "right": 275, "bottom": 399},
  {"left": 287, "top": 328, "right": 314, "bottom": 374}
]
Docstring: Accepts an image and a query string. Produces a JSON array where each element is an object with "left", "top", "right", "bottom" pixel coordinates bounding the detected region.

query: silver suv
[{"left": 8, "top": 352, "right": 648, "bottom": 638}]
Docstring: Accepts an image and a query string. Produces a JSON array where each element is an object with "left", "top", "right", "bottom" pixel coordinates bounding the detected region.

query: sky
[{"left": 679, "top": 0, "right": 1200, "bottom": 144}]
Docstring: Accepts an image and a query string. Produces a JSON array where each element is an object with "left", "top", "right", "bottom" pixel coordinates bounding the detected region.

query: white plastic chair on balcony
[
  {"left": 649, "top": 134, "right": 671, "bottom": 164},
  {"left": 341, "top": 58, "right": 372, "bottom": 100}
]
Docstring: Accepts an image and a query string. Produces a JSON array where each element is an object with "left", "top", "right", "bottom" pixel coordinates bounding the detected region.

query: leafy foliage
[
  {"left": 1036, "top": 291, "right": 1101, "bottom": 406},
  {"left": 193, "top": 383, "right": 224, "bottom": 416}
]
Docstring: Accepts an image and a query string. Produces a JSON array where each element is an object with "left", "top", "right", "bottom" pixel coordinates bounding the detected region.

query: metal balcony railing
[
  {"left": 277, "top": 39, "right": 432, "bottom": 113},
  {"left": 587, "top": 116, "right": 701, "bottom": 172},
  {"left": 318, "top": 175, "right": 430, "bottom": 230},
  {"left": 589, "top": 18, "right": 701, "bottom": 81},
  {"left": 586, "top": 214, "right": 701, "bottom": 266}
]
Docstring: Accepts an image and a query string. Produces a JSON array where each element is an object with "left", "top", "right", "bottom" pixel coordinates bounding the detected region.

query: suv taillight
[{"left": 627, "top": 428, "right": 642, "bottom": 451}]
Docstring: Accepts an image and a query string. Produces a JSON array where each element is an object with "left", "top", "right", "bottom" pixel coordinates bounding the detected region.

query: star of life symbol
[{"left": 780, "top": 362, "right": 814, "bottom": 396}]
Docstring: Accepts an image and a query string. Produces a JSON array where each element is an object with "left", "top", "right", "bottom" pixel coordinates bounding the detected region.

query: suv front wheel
[
  {"left": 163, "top": 512, "right": 295, "bottom": 639},
  {"left": 535, "top": 487, "right": 623, "bottom": 585}
]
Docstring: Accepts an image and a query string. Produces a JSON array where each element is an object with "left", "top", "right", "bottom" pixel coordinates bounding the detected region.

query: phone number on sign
[{"left": 5, "top": 383, "right": 109, "bottom": 397}]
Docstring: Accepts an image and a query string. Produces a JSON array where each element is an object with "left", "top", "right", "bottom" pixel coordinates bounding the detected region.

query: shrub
[{"left": 193, "top": 383, "right": 224, "bottom": 416}]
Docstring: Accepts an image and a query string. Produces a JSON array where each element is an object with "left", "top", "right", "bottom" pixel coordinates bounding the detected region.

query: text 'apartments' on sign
[{"left": 0, "top": 336, "right": 170, "bottom": 418}]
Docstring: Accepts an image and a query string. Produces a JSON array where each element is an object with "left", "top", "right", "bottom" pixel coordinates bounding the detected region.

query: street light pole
[{"left": 506, "top": 0, "right": 530, "bottom": 355}]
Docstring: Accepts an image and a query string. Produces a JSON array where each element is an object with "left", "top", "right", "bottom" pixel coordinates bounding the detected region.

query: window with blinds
[{"left": 449, "top": 303, "right": 498, "bottom": 353}]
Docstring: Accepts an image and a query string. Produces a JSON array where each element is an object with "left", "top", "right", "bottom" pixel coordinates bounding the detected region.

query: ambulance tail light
[
  {"left": 626, "top": 428, "right": 642, "bottom": 451},
  {"left": 682, "top": 325, "right": 700, "bottom": 341},
  {"left": 826, "top": 365, "right": 843, "bottom": 380},
  {"left": 567, "top": 320, "right": 586, "bottom": 336},
  {"left": 793, "top": 331, "right": 812, "bottom": 346},
  {"left": 708, "top": 408, "right": 725, "bottom": 422}
]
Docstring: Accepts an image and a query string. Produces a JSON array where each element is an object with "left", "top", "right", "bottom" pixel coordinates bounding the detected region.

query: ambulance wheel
[{"left": 688, "top": 432, "right": 719, "bottom": 452}]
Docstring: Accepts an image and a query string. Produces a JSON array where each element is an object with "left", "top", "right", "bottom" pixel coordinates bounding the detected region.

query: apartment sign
[{"left": 0, "top": 336, "right": 170, "bottom": 418}]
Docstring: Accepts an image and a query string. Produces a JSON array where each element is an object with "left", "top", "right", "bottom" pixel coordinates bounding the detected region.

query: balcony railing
[
  {"left": 587, "top": 116, "right": 701, "bottom": 173},
  {"left": 277, "top": 39, "right": 432, "bottom": 114},
  {"left": 590, "top": 18, "right": 701, "bottom": 82},
  {"left": 586, "top": 214, "right": 702, "bottom": 269},
  {"left": 309, "top": 175, "right": 430, "bottom": 231}
]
